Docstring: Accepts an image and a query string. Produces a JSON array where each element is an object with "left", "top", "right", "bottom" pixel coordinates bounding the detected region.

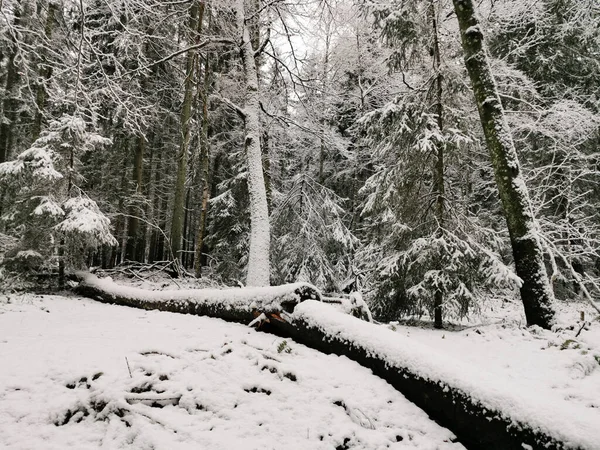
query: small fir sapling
[{"left": 0, "top": 115, "right": 116, "bottom": 276}]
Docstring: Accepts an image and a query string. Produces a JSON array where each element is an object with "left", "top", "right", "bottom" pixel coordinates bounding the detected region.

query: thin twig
[{"left": 125, "top": 357, "right": 133, "bottom": 378}]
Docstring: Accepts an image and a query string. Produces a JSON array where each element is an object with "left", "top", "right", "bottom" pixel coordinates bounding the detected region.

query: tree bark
[
  {"left": 451, "top": 0, "right": 556, "bottom": 328},
  {"left": 261, "top": 130, "right": 272, "bottom": 211},
  {"left": 318, "top": 17, "right": 331, "bottom": 185},
  {"left": 75, "top": 273, "right": 321, "bottom": 323},
  {"left": 125, "top": 136, "right": 146, "bottom": 262},
  {"left": 111, "top": 139, "right": 130, "bottom": 267},
  {"left": 194, "top": 55, "right": 212, "bottom": 277},
  {"left": 236, "top": 0, "right": 271, "bottom": 287},
  {"left": 32, "top": 2, "right": 56, "bottom": 141},
  {"left": 170, "top": 1, "right": 205, "bottom": 264},
  {"left": 0, "top": 1, "right": 22, "bottom": 164},
  {"left": 431, "top": 1, "right": 444, "bottom": 330}
]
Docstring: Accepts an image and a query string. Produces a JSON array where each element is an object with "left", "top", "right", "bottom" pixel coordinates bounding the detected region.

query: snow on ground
[
  {"left": 388, "top": 297, "right": 600, "bottom": 418},
  {"left": 0, "top": 294, "right": 463, "bottom": 450}
]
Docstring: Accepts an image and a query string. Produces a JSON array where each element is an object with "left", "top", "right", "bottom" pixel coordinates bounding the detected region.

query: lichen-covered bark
[
  {"left": 236, "top": 0, "right": 271, "bottom": 286},
  {"left": 452, "top": 0, "right": 556, "bottom": 328}
]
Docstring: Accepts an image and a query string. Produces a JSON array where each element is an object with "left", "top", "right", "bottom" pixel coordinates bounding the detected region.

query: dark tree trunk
[
  {"left": 32, "top": 2, "right": 57, "bottom": 141},
  {"left": 170, "top": 1, "right": 205, "bottom": 263},
  {"left": 452, "top": 0, "right": 556, "bottom": 329},
  {"left": 262, "top": 130, "right": 272, "bottom": 211},
  {"left": 148, "top": 135, "right": 164, "bottom": 263},
  {"left": 431, "top": 0, "right": 444, "bottom": 330},
  {"left": 0, "top": 2, "right": 22, "bottom": 164},
  {"left": 182, "top": 187, "right": 191, "bottom": 268},
  {"left": 125, "top": 136, "right": 146, "bottom": 262}
]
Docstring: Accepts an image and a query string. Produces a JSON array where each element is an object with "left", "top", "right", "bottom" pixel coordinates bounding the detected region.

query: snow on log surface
[
  {"left": 75, "top": 272, "right": 321, "bottom": 323},
  {"left": 0, "top": 294, "right": 465, "bottom": 450}
]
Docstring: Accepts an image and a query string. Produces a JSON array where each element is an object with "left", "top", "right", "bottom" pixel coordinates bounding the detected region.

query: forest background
[{"left": 1, "top": 0, "right": 599, "bottom": 328}]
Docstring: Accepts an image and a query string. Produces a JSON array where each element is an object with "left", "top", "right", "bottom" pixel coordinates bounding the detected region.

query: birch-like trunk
[
  {"left": 236, "top": 0, "right": 270, "bottom": 286},
  {"left": 452, "top": 0, "right": 556, "bottom": 328}
]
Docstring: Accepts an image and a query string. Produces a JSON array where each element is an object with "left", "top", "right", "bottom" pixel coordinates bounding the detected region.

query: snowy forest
[
  {"left": 1, "top": 0, "right": 600, "bottom": 327},
  {"left": 1, "top": 0, "right": 600, "bottom": 449}
]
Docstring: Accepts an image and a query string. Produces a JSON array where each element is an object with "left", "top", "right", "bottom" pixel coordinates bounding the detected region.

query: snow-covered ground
[
  {"left": 0, "top": 294, "right": 463, "bottom": 450},
  {"left": 385, "top": 298, "right": 600, "bottom": 448},
  {"left": 388, "top": 297, "right": 600, "bottom": 415},
  {"left": 2, "top": 286, "right": 599, "bottom": 450}
]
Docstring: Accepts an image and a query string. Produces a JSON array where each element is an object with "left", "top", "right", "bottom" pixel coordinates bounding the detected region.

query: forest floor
[{"left": 1, "top": 280, "right": 599, "bottom": 450}]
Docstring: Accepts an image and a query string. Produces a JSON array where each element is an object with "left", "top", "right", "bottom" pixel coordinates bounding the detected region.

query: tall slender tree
[
  {"left": 451, "top": 0, "right": 556, "bottom": 328},
  {"left": 170, "top": 1, "right": 205, "bottom": 264},
  {"left": 234, "top": 0, "right": 270, "bottom": 286}
]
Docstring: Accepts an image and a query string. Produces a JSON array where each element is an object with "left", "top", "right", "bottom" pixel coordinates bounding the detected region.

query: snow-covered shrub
[
  {"left": 271, "top": 174, "right": 357, "bottom": 291},
  {"left": 368, "top": 229, "right": 520, "bottom": 322}
]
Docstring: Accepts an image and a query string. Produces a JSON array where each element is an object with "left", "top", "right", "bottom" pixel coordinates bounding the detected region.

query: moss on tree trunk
[{"left": 452, "top": 0, "right": 556, "bottom": 329}]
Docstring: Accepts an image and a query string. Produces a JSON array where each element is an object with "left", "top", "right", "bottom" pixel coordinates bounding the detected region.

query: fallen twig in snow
[
  {"left": 575, "top": 321, "right": 589, "bottom": 338},
  {"left": 125, "top": 357, "right": 132, "bottom": 378}
]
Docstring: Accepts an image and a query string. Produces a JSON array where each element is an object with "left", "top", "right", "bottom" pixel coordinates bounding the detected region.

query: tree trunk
[
  {"left": 32, "top": 2, "right": 57, "bottom": 141},
  {"left": 194, "top": 55, "right": 212, "bottom": 278},
  {"left": 75, "top": 273, "right": 321, "bottom": 323},
  {"left": 452, "top": 0, "right": 556, "bottom": 328},
  {"left": 111, "top": 139, "right": 130, "bottom": 267},
  {"left": 0, "top": 2, "right": 22, "bottom": 164},
  {"left": 182, "top": 187, "right": 191, "bottom": 268},
  {"left": 261, "top": 130, "right": 272, "bottom": 211},
  {"left": 431, "top": 1, "right": 444, "bottom": 330},
  {"left": 170, "top": 1, "right": 205, "bottom": 264},
  {"left": 125, "top": 136, "right": 146, "bottom": 262},
  {"left": 236, "top": 0, "right": 271, "bottom": 287},
  {"left": 148, "top": 136, "right": 163, "bottom": 263},
  {"left": 141, "top": 132, "right": 155, "bottom": 263},
  {"left": 318, "top": 18, "right": 331, "bottom": 185}
]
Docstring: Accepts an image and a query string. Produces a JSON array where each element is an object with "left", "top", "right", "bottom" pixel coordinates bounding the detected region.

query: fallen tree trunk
[
  {"left": 279, "top": 302, "right": 593, "bottom": 450},
  {"left": 74, "top": 272, "right": 321, "bottom": 325},
  {"left": 74, "top": 275, "right": 591, "bottom": 450}
]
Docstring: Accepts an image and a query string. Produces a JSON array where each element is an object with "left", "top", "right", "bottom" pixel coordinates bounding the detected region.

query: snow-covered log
[
  {"left": 280, "top": 302, "right": 595, "bottom": 450},
  {"left": 74, "top": 275, "right": 590, "bottom": 450},
  {"left": 74, "top": 273, "right": 321, "bottom": 325}
]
